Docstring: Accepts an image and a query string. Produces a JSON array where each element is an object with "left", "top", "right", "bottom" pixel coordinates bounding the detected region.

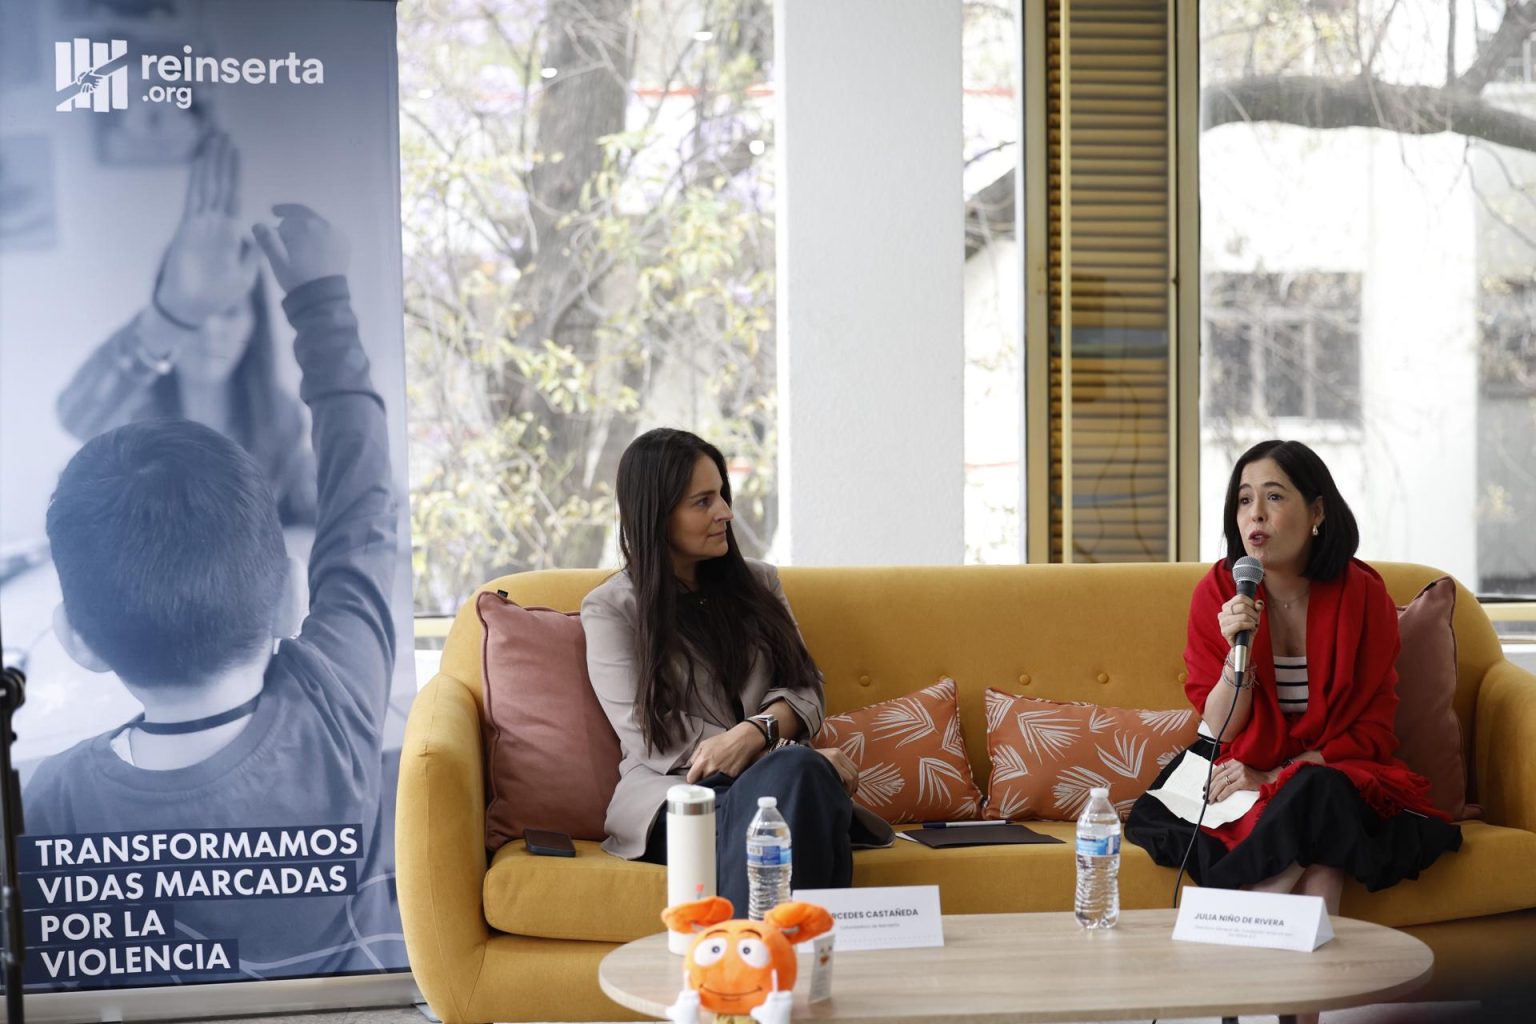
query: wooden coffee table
[{"left": 598, "top": 909, "right": 1433, "bottom": 1022}]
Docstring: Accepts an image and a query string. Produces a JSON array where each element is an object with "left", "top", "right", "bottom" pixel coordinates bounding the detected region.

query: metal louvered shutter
[{"left": 1034, "top": 0, "right": 1187, "bottom": 563}]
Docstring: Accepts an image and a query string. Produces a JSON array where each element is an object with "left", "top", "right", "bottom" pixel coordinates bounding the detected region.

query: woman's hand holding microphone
[
  {"left": 1203, "top": 592, "right": 1265, "bottom": 785},
  {"left": 1217, "top": 593, "right": 1263, "bottom": 650}
]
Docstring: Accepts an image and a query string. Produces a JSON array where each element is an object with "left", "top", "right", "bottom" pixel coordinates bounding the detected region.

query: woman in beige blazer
[{"left": 582, "top": 428, "right": 885, "bottom": 915}]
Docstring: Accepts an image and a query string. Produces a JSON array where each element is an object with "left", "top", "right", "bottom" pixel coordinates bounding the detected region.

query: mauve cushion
[
  {"left": 479, "top": 592, "right": 621, "bottom": 851},
  {"left": 1394, "top": 577, "right": 1472, "bottom": 820}
]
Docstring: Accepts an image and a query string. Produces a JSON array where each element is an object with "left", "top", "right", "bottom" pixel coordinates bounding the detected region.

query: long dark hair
[
  {"left": 1221, "top": 439, "right": 1360, "bottom": 580},
  {"left": 149, "top": 276, "right": 309, "bottom": 519},
  {"left": 617, "top": 428, "right": 819, "bottom": 754},
  {"left": 152, "top": 276, "right": 276, "bottom": 435}
]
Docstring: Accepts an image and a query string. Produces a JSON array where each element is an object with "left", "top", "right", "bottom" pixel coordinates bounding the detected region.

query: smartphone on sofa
[{"left": 524, "top": 828, "right": 576, "bottom": 857}]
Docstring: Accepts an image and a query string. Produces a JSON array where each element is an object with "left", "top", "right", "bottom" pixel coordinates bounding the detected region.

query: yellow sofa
[{"left": 397, "top": 562, "right": 1536, "bottom": 1023}]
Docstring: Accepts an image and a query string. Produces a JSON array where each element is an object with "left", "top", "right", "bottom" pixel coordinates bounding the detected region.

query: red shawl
[{"left": 1185, "top": 559, "right": 1449, "bottom": 846}]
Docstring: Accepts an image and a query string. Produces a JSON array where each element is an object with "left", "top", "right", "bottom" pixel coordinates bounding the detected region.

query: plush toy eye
[
  {"left": 693, "top": 938, "right": 728, "bottom": 966},
  {"left": 736, "top": 938, "right": 771, "bottom": 968}
]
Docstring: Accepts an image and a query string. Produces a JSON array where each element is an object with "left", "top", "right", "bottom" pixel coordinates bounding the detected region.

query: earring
[{"left": 1312, "top": 524, "right": 1320, "bottom": 536}]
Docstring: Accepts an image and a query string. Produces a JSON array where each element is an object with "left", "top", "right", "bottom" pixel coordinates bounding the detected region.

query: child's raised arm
[{"left": 255, "top": 205, "right": 396, "bottom": 734}]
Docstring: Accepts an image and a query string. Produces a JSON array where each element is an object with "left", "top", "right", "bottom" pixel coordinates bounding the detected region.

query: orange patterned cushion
[
  {"left": 983, "top": 690, "right": 1199, "bottom": 821},
  {"left": 812, "top": 678, "right": 983, "bottom": 825}
]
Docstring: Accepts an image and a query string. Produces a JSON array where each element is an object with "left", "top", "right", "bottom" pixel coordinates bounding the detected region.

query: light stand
[{"left": 1, "top": 615, "right": 26, "bottom": 1024}]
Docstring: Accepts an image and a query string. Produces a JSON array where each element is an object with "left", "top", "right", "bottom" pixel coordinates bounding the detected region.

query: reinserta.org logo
[
  {"left": 53, "top": 41, "right": 326, "bottom": 113},
  {"left": 56, "top": 38, "right": 130, "bottom": 113}
]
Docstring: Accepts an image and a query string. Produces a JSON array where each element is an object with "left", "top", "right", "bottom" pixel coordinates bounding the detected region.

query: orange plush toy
[{"left": 661, "top": 897, "right": 835, "bottom": 1024}]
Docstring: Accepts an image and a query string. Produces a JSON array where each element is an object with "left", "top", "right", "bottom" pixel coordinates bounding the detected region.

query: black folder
[{"left": 901, "top": 824, "right": 1064, "bottom": 849}]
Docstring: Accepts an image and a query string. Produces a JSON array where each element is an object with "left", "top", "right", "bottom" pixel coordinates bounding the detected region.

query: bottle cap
[
  {"left": 758, "top": 796, "right": 777, "bottom": 808},
  {"left": 1089, "top": 787, "right": 1109, "bottom": 798},
  {"left": 667, "top": 784, "right": 716, "bottom": 816}
]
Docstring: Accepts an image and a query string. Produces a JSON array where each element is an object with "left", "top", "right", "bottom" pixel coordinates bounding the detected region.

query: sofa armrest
[
  {"left": 397, "top": 673, "right": 493, "bottom": 1024},
  {"left": 1474, "top": 658, "right": 1536, "bottom": 832}
]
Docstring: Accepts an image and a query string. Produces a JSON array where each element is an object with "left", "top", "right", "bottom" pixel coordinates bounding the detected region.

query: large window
[
  {"left": 401, "top": 2, "right": 1032, "bottom": 609},
  {"left": 399, "top": 0, "right": 778, "bottom": 613},
  {"left": 964, "top": 1, "right": 1024, "bottom": 564},
  {"left": 1199, "top": 0, "right": 1536, "bottom": 597}
]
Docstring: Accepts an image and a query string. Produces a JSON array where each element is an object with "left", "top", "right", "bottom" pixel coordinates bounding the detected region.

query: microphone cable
[
  {"left": 1169, "top": 656, "right": 1246, "bottom": 909},
  {"left": 1170, "top": 557, "right": 1263, "bottom": 908}
]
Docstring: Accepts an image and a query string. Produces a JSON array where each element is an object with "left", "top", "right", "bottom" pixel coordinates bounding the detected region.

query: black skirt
[{"left": 1125, "top": 740, "right": 1463, "bottom": 892}]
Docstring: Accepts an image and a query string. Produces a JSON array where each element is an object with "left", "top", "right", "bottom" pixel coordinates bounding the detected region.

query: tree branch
[
  {"left": 1362, "top": 0, "right": 1403, "bottom": 79},
  {"left": 1203, "top": 74, "right": 1536, "bottom": 155},
  {"left": 965, "top": 169, "right": 1015, "bottom": 260},
  {"left": 1458, "top": 0, "right": 1536, "bottom": 94},
  {"left": 1447, "top": 0, "right": 1457, "bottom": 89}
]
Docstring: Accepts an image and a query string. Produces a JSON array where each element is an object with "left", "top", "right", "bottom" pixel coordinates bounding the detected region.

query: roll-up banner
[{"left": 0, "top": 0, "right": 413, "bottom": 1001}]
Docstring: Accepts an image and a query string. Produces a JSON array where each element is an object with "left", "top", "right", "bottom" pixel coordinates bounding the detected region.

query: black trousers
[{"left": 639, "top": 743, "right": 854, "bottom": 916}]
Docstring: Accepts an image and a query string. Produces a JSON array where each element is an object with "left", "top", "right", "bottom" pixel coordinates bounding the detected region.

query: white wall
[{"left": 774, "top": 0, "right": 964, "bottom": 565}]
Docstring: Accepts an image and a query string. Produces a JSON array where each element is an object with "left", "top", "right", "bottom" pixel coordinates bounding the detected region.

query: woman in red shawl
[{"left": 1126, "top": 440, "right": 1461, "bottom": 922}]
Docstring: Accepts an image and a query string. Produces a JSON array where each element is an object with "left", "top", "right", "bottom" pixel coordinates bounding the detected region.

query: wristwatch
[{"left": 748, "top": 712, "right": 779, "bottom": 749}]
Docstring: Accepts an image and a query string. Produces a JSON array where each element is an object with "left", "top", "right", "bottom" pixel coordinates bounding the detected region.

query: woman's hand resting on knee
[
  {"left": 685, "top": 723, "right": 767, "bottom": 783},
  {"left": 815, "top": 747, "right": 860, "bottom": 796}
]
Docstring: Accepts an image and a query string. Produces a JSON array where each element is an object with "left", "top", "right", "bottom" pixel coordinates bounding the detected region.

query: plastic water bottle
[
  {"left": 746, "top": 796, "right": 792, "bottom": 921},
  {"left": 1074, "top": 786, "right": 1121, "bottom": 929}
]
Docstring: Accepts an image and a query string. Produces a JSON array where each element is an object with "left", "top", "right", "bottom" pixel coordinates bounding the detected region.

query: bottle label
[
  {"left": 1076, "top": 834, "right": 1120, "bottom": 857},
  {"left": 747, "top": 842, "right": 791, "bottom": 867}
]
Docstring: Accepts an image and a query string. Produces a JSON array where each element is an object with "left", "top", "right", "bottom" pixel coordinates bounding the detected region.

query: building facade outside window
[
  {"left": 1199, "top": 0, "right": 1536, "bottom": 599},
  {"left": 1204, "top": 272, "right": 1362, "bottom": 426}
]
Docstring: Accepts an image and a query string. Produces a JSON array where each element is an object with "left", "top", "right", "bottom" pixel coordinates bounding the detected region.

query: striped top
[{"left": 1274, "top": 655, "right": 1309, "bottom": 715}]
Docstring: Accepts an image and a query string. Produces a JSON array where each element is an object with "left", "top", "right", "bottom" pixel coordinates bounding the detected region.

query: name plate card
[
  {"left": 1172, "top": 887, "right": 1334, "bottom": 952},
  {"left": 792, "top": 885, "right": 943, "bottom": 952},
  {"left": 806, "top": 933, "right": 834, "bottom": 1003}
]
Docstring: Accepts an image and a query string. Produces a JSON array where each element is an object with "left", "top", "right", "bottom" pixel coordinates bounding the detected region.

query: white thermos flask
[{"left": 666, "top": 783, "right": 716, "bottom": 954}]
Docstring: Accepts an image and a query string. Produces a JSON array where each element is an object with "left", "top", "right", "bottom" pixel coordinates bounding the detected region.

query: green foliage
[{"left": 400, "top": 0, "right": 778, "bottom": 614}]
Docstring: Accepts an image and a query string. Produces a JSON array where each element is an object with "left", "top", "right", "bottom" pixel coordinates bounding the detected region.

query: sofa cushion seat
[
  {"left": 484, "top": 819, "right": 1536, "bottom": 943},
  {"left": 484, "top": 839, "right": 661, "bottom": 943},
  {"left": 851, "top": 821, "right": 1172, "bottom": 913},
  {"left": 1337, "top": 820, "right": 1536, "bottom": 928}
]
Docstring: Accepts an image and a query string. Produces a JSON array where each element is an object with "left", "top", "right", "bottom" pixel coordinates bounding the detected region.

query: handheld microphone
[{"left": 1229, "top": 555, "right": 1265, "bottom": 675}]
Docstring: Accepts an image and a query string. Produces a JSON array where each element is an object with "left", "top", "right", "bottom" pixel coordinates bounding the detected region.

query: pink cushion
[
  {"left": 1394, "top": 577, "right": 1472, "bottom": 820},
  {"left": 478, "top": 592, "right": 621, "bottom": 850},
  {"left": 813, "top": 678, "right": 983, "bottom": 825}
]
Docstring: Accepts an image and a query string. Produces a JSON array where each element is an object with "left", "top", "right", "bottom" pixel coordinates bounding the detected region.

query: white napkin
[{"left": 1146, "top": 749, "right": 1261, "bottom": 827}]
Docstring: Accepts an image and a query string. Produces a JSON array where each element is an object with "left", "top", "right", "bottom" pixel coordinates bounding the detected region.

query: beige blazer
[{"left": 581, "top": 559, "right": 827, "bottom": 859}]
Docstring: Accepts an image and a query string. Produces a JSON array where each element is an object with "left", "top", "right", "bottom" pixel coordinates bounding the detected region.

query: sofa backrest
[{"left": 437, "top": 561, "right": 1500, "bottom": 794}]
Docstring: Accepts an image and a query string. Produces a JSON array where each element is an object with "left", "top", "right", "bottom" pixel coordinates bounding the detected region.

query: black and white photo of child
[
  {"left": 0, "top": 0, "right": 413, "bottom": 986},
  {"left": 31, "top": 198, "right": 402, "bottom": 979}
]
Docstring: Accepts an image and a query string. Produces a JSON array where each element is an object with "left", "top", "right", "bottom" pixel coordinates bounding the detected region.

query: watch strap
[{"left": 749, "top": 713, "right": 777, "bottom": 749}]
